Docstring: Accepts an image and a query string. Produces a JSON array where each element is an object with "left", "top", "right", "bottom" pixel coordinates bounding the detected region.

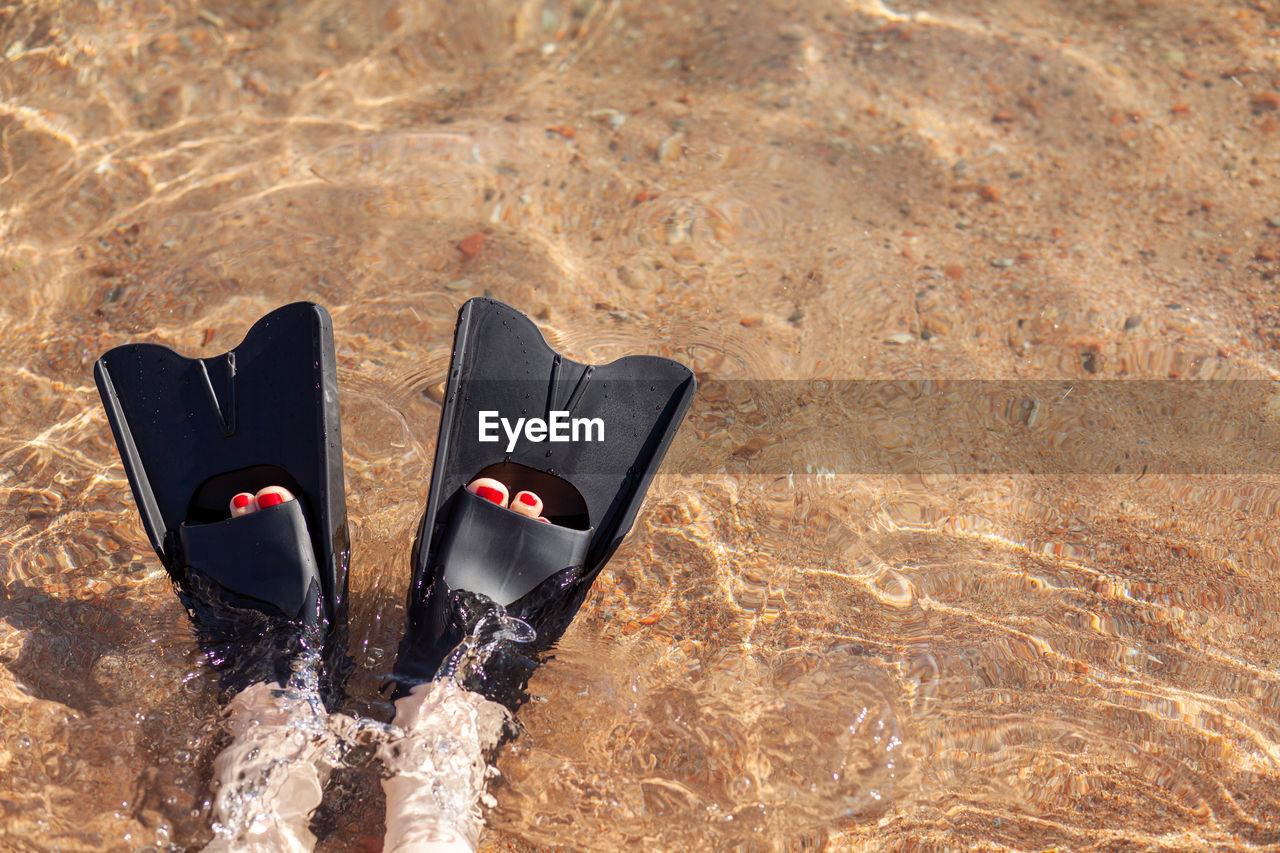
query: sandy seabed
[{"left": 3, "top": 0, "right": 1280, "bottom": 850}]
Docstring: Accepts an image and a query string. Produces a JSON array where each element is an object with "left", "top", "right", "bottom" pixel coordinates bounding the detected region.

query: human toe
[
  {"left": 466, "top": 477, "right": 509, "bottom": 507},
  {"left": 229, "top": 492, "right": 256, "bottom": 518},
  {"left": 254, "top": 485, "right": 296, "bottom": 510},
  {"left": 510, "top": 490, "right": 543, "bottom": 518}
]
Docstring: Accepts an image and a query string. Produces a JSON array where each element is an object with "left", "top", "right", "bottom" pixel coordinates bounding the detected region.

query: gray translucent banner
[{"left": 659, "top": 380, "right": 1280, "bottom": 475}]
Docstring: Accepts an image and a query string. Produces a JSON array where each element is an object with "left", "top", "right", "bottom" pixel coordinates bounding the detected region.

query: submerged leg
[
  {"left": 203, "top": 682, "right": 330, "bottom": 853},
  {"left": 380, "top": 681, "right": 510, "bottom": 853},
  {"left": 201, "top": 486, "right": 331, "bottom": 853}
]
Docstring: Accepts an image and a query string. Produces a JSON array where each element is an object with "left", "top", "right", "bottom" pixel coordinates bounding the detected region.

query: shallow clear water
[{"left": 4, "top": 0, "right": 1280, "bottom": 850}]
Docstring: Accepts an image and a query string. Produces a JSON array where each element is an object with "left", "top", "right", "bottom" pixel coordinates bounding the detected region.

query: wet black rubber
[
  {"left": 394, "top": 297, "right": 696, "bottom": 704},
  {"left": 95, "top": 302, "right": 349, "bottom": 698}
]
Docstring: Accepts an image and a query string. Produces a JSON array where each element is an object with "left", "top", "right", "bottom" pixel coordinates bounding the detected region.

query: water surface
[{"left": 3, "top": 0, "right": 1280, "bottom": 849}]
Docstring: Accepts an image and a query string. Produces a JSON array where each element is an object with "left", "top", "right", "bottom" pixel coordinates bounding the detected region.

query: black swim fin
[
  {"left": 394, "top": 297, "right": 695, "bottom": 707},
  {"left": 95, "top": 302, "right": 349, "bottom": 700}
]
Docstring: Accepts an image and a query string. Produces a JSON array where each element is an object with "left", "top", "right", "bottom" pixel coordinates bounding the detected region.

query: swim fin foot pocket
[
  {"left": 95, "top": 303, "right": 350, "bottom": 703},
  {"left": 393, "top": 297, "right": 696, "bottom": 709}
]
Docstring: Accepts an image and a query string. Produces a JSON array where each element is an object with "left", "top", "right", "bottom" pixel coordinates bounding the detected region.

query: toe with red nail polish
[
  {"left": 475, "top": 486, "right": 504, "bottom": 505},
  {"left": 229, "top": 486, "right": 295, "bottom": 518},
  {"left": 255, "top": 485, "right": 295, "bottom": 510},
  {"left": 230, "top": 492, "right": 256, "bottom": 517},
  {"left": 466, "top": 477, "right": 510, "bottom": 507},
  {"left": 466, "top": 479, "right": 552, "bottom": 524},
  {"left": 510, "top": 490, "right": 543, "bottom": 518}
]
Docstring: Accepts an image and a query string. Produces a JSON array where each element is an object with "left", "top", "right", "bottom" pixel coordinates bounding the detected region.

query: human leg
[
  {"left": 380, "top": 680, "right": 510, "bottom": 853},
  {"left": 203, "top": 681, "right": 330, "bottom": 853},
  {"left": 200, "top": 487, "right": 333, "bottom": 853},
  {"left": 379, "top": 478, "right": 550, "bottom": 852}
]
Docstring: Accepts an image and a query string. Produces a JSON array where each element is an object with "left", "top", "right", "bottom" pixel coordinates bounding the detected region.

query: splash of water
[
  {"left": 201, "top": 610, "right": 533, "bottom": 852},
  {"left": 436, "top": 610, "right": 538, "bottom": 685},
  {"left": 378, "top": 610, "right": 532, "bottom": 852},
  {"left": 203, "top": 674, "right": 333, "bottom": 853}
]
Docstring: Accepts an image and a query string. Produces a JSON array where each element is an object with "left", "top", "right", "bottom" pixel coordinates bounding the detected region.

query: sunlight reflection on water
[{"left": 5, "top": 0, "right": 1280, "bottom": 850}]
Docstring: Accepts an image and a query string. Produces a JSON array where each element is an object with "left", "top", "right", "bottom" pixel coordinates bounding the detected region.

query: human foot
[
  {"left": 229, "top": 485, "right": 297, "bottom": 518},
  {"left": 391, "top": 476, "right": 590, "bottom": 706},
  {"left": 174, "top": 482, "right": 329, "bottom": 698},
  {"left": 464, "top": 478, "right": 549, "bottom": 523},
  {"left": 95, "top": 301, "right": 350, "bottom": 708}
]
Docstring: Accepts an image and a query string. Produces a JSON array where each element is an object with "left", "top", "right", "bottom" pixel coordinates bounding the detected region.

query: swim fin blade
[
  {"left": 394, "top": 298, "right": 696, "bottom": 706},
  {"left": 95, "top": 302, "right": 350, "bottom": 699}
]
